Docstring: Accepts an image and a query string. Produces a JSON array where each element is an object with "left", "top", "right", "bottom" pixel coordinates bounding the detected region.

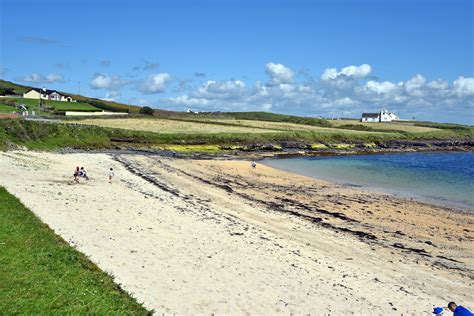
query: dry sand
[{"left": 0, "top": 151, "right": 472, "bottom": 314}]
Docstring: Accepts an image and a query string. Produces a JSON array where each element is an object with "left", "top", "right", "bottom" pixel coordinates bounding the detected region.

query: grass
[
  {"left": 0, "top": 103, "right": 19, "bottom": 113},
  {"left": 0, "top": 118, "right": 471, "bottom": 152},
  {"left": 330, "top": 119, "right": 439, "bottom": 133},
  {"left": 0, "top": 79, "right": 142, "bottom": 113},
  {"left": 2, "top": 97, "right": 101, "bottom": 112},
  {"left": 69, "top": 117, "right": 283, "bottom": 134},
  {"left": 0, "top": 186, "right": 151, "bottom": 314},
  {"left": 0, "top": 79, "right": 31, "bottom": 95},
  {"left": 161, "top": 111, "right": 333, "bottom": 127}
]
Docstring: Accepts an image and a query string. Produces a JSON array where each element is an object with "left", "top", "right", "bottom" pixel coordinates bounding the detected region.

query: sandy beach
[{"left": 0, "top": 150, "right": 472, "bottom": 314}]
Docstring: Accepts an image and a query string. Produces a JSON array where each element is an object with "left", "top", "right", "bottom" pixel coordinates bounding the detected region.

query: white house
[
  {"left": 23, "top": 88, "right": 75, "bottom": 102},
  {"left": 361, "top": 110, "right": 399, "bottom": 122}
]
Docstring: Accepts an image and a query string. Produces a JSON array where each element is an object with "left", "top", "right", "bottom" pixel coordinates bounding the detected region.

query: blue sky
[{"left": 1, "top": 0, "right": 473, "bottom": 123}]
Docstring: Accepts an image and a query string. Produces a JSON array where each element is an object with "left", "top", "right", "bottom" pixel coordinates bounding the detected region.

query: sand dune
[{"left": 0, "top": 151, "right": 472, "bottom": 314}]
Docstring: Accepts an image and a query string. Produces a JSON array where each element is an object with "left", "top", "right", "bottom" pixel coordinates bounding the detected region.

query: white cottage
[
  {"left": 361, "top": 110, "right": 399, "bottom": 122},
  {"left": 23, "top": 88, "right": 75, "bottom": 102}
]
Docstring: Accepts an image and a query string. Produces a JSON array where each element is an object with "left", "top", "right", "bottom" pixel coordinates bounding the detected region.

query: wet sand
[{"left": 0, "top": 151, "right": 472, "bottom": 314}]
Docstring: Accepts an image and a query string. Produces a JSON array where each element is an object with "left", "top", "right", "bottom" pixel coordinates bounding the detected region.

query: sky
[{"left": 0, "top": 0, "right": 473, "bottom": 124}]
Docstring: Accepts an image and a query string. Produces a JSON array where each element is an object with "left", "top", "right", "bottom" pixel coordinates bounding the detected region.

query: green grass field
[
  {"left": 0, "top": 186, "right": 151, "bottom": 314},
  {"left": 2, "top": 98, "right": 101, "bottom": 112},
  {"left": 0, "top": 118, "right": 471, "bottom": 152},
  {"left": 0, "top": 103, "right": 19, "bottom": 113}
]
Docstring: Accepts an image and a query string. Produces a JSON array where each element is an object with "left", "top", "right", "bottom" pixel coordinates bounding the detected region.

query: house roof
[
  {"left": 362, "top": 113, "right": 379, "bottom": 118},
  {"left": 26, "top": 88, "right": 62, "bottom": 95}
]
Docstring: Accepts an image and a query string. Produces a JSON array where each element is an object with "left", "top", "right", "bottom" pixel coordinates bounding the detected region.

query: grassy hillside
[
  {"left": 159, "top": 111, "right": 332, "bottom": 127},
  {"left": 0, "top": 186, "right": 151, "bottom": 314},
  {"left": 0, "top": 79, "right": 31, "bottom": 95},
  {"left": 0, "top": 103, "right": 19, "bottom": 113},
  {"left": 1, "top": 97, "right": 101, "bottom": 113},
  {"left": 0, "top": 118, "right": 471, "bottom": 152},
  {"left": 0, "top": 80, "right": 141, "bottom": 113}
]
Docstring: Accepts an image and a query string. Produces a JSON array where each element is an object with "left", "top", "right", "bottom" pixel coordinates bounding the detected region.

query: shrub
[{"left": 139, "top": 106, "right": 155, "bottom": 115}]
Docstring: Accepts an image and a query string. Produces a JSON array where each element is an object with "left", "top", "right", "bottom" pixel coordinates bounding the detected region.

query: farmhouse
[
  {"left": 23, "top": 88, "right": 75, "bottom": 102},
  {"left": 361, "top": 110, "right": 399, "bottom": 122}
]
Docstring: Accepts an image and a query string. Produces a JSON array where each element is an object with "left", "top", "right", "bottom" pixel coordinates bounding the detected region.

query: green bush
[{"left": 139, "top": 106, "right": 155, "bottom": 115}]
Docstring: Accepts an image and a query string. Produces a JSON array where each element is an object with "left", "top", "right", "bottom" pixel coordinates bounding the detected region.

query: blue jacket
[{"left": 454, "top": 306, "right": 473, "bottom": 316}]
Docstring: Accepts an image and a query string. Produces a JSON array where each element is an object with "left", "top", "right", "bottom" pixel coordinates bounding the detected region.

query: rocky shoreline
[{"left": 58, "top": 139, "right": 474, "bottom": 160}]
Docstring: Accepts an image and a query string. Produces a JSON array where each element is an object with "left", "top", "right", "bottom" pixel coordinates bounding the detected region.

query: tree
[{"left": 139, "top": 106, "right": 154, "bottom": 115}]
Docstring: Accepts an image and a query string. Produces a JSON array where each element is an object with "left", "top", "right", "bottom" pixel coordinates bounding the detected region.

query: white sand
[{"left": 0, "top": 151, "right": 472, "bottom": 314}]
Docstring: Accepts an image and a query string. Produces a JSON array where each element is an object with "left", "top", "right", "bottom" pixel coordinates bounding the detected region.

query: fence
[{"left": 0, "top": 113, "right": 20, "bottom": 119}]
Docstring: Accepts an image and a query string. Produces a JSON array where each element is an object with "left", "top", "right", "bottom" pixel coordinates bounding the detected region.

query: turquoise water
[{"left": 263, "top": 152, "right": 474, "bottom": 211}]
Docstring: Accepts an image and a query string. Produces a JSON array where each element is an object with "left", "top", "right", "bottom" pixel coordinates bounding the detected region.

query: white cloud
[
  {"left": 404, "top": 74, "right": 426, "bottom": 97},
  {"left": 321, "top": 64, "right": 372, "bottom": 81},
  {"left": 363, "top": 80, "right": 400, "bottom": 96},
  {"left": 266, "top": 62, "right": 294, "bottom": 85},
  {"left": 90, "top": 73, "right": 124, "bottom": 90},
  {"left": 19, "top": 73, "right": 64, "bottom": 83},
  {"left": 198, "top": 80, "right": 245, "bottom": 95},
  {"left": 140, "top": 73, "right": 171, "bottom": 94},
  {"left": 261, "top": 103, "right": 272, "bottom": 111},
  {"left": 453, "top": 76, "right": 474, "bottom": 97},
  {"left": 102, "top": 91, "right": 121, "bottom": 101},
  {"left": 160, "top": 63, "right": 473, "bottom": 123},
  {"left": 166, "top": 95, "right": 209, "bottom": 106},
  {"left": 320, "top": 64, "right": 372, "bottom": 90}
]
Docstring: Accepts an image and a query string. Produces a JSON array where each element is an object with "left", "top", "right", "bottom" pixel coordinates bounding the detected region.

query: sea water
[{"left": 263, "top": 152, "right": 474, "bottom": 211}]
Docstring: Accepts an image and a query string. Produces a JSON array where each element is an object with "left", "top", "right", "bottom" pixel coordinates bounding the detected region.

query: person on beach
[
  {"left": 79, "top": 167, "right": 89, "bottom": 180},
  {"left": 73, "top": 166, "right": 80, "bottom": 183},
  {"left": 251, "top": 161, "right": 257, "bottom": 170},
  {"left": 108, "top": 167, "right": 114, "bottom": 183},
  {"left": 448, "top": 302, "right": 473, "bottom": 316}
]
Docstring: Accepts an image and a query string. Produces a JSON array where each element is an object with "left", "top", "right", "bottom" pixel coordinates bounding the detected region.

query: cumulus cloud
[
  {"left": 19, "top": 73, "right": 64, "bottom": 83},
  {"left": 266, "top": 62, "right": 294, "bottom": 85},
  {"left": 160, "top": 62, "right": 473, "bottom": 123},
  {"left": 90, "top": 73, "right": 125, "bottom": 90},
  {"left": 321, "top": 64, "right": 372, "bottom": 90},
  {"left": 102, "top": 90, "right": 121, "bottom": 101},
  {"left": 140, "top": 73, "right": 172, "bottom": 94},
  {"left": 404, "top": 74, "right": 426, "bottom": 97},
  {"left": 363, "top": 80, "right": 400, "bottom": 96},
  {"left": 321, "top": 64, "right": 372, "bottom": 81},
  {"left": 198, "top": 80, "right": 246, "bottom": 95},
  {"left": 453, "top": 76, "right": 474, "bottom": 97},
  {"left": 166, "top": 95, "right": 209, "bottom": 106}
]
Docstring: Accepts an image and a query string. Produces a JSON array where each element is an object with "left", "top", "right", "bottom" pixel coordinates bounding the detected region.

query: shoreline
[
  {"left": 261, "top": 153, "right": 474, "bottom": 213},
  {"left": 1, "top": 150, "right": 472, "bottom": 313},
  {"left": 59, "top": 147, "right": 474, "bottom": 212}
]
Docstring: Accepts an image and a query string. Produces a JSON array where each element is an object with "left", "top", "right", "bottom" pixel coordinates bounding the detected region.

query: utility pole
[{"left": 78, "top": 81, "right": 81, "bottom": 95}]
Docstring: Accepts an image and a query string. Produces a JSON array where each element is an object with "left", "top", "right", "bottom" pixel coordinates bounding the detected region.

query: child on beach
[
  {"left": 73, "top": 166, "right": 80, "bottom": 183},
  {"left": 251, "top": 161, "right": 257, "bottom": 170},
  {"left": 79, "top": 167, "right": 89, "bottom": 180},
  {"left": 108, "top": 168, "right": 114, "bottom": 183}
]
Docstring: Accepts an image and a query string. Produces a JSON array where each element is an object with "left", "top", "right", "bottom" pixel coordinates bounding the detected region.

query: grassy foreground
[{"left": 0, "top": 187, "right": 151, "bottom": 314}]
